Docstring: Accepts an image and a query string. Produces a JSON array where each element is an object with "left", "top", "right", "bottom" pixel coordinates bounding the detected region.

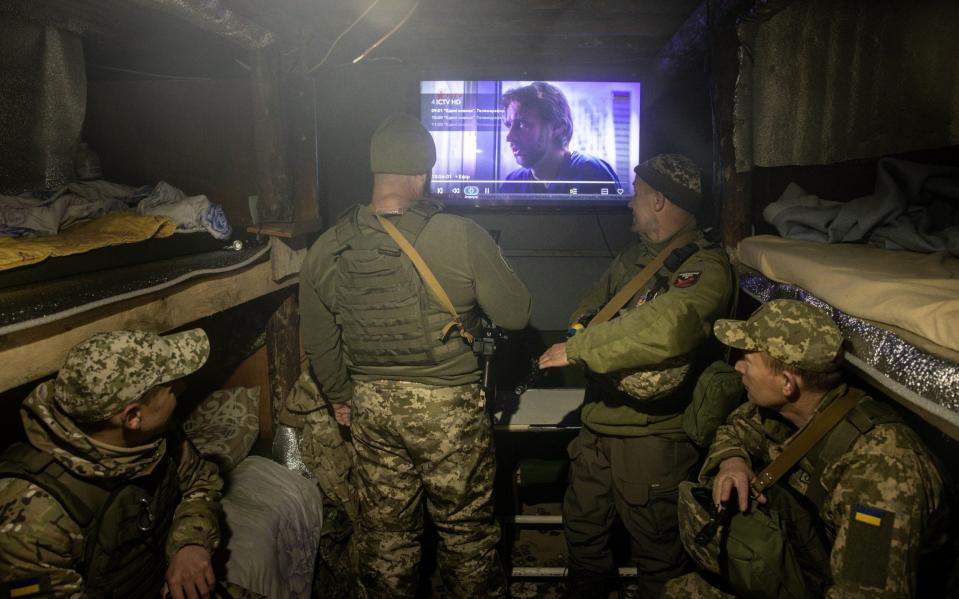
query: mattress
[
  {"left": 0, "top": 237, "right": 270, "bottom": 337},
  {"left": 737, "top": 236, "right": 959, "bottom": 435},
  {"left": 738, "top": 235, "right": 959, "bottom": 355}
]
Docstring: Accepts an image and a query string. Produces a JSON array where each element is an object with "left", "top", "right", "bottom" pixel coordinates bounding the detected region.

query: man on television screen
[{"left": 499, "top": 81, "right": 621, "bottom": 196}]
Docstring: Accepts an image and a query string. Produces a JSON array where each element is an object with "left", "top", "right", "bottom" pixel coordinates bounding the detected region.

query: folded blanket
[
  {"left": 0, "top": 212, "right": 175, "bottom": 271},
  {"left": 764, "top": 158, "right": 959, "bottom": 256}
]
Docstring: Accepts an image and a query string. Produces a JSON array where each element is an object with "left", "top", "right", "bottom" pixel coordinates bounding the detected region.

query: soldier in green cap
[
  {"left": 0, "top": 329, "right": 223, "bottom": 599},
  {"left": 299, "top": 112, "right": 531, "bottom": 598},
  {"left": 538, "top": 153, "right": 733, "bottom": 598},
  {"left": 664, "top": 299, "right": 948, "bottom": 598}
]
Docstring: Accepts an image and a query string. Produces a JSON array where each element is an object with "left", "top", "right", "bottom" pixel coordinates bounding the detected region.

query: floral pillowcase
[{"left": 183, "top": 386, "right": 261, "bottom": 472}]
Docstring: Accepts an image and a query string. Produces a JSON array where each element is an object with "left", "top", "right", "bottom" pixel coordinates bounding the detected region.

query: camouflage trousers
[
  {"left": 351, "top": 380, "right": 507, "bottom": 599},
  {"left": 662, "top": 572, "right": 735, "bottom": 598}
]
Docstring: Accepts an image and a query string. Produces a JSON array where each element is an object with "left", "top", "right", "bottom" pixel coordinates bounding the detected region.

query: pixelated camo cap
[
  {"left": 713, "top": 299, "right": 843, "bottom": 372},
  {"left": 633, "top": 153, "right": 703, "bottom": 215},
  {"left": 370, "top": 113, "right": 437, "bottom": 175},
  {"left": 54, "top": 328, "right": 210, "bottom": 423}
]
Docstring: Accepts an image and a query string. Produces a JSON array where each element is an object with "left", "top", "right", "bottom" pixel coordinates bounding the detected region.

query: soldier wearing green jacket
[
  {"left": 0, "top": 329, "right": 222, "bottom": 599},
  {"left": 539, "top": 154, "right": 733, "bottom": 598},
  {"left": 299, "top": 114, "right": 531, "bottom": 598}
]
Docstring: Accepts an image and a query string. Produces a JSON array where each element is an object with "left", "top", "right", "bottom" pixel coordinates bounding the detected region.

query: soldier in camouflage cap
[
  {"left": 55, "top": 328, "right": 210, "bottom": 423},
  {"left": 713, "top": 298, "right": 843, "bottom": 372},
  {"left": 663, "top": 300, "right": 948, "bottom": 597},
  {"left": 537, "top": 153, "right": 732, "bottom": 598},
  {"left": 0, "top": 329, "right": 224, "bottom": 599}
]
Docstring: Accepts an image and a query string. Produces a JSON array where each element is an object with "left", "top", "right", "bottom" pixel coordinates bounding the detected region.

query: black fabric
[
  {"left": 842, "top": 508, "right": 895, "bottom": 589},
  {"left": 563, "top": 428, "right": 698, "bottom": 597},
  {"left": 0, "top": 237, "right": 267, "bottom": 332}
]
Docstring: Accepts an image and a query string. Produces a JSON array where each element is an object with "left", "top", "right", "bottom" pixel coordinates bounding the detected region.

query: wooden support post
[
  {"left": 714, "top": 23, "right": 753, "bottom": 246},
  {"left": 265, "top": 289, "right": 300, "bottom": 439},
  {"left": 251, "top": 46, "right": 293, "bottom": 223}
]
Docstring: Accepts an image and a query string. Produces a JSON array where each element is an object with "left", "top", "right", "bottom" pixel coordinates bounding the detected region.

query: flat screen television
[{"left": 420, "top": 80, "right": 641, "bottom": 208}]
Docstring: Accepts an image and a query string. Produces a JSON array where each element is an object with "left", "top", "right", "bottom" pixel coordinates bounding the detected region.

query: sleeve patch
[
  {"left": 3, "top": 575, "right": 52, "bottom": 598},
  {"left": 853, "top": 505, "right": 884, "bottom": 527},
  {"left": 841, "top": 505, "right": 895, "bottom": 589},
  {"left": 673, "top": 271, "right": 701, "bottom": 288}
]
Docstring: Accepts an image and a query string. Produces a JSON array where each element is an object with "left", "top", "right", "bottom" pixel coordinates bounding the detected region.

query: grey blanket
[{"left": 763, "top": 158, "right": 959, "bottom": 256}]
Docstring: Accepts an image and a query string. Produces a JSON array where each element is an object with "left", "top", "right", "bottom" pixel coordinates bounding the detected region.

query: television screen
[{"left": 420, "top": 80, "right": 641, "bottom": 207}]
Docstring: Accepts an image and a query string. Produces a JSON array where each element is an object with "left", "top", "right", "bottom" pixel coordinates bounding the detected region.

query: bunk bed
[
  {"left": 0, "top": 225, "right": 321, "bottom": 597},
  {"left": 0, "top": 229, "right": 298, "bottom": 394},
  {"left": 735, "top": 234, "right": 959, "bottom": 440}
]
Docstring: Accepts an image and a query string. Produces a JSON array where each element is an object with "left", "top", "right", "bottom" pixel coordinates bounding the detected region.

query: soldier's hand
[
  {"left": 332, "top": 401, "right": 352, "bottom": 426},
  {"left": 538, "top": 343, "right": 569, "bottom": 369},
  {"left": 164, "top": 544, "right": 215, "bottom": 599},
  {"left": 713, "top": 457, "right": 765, "bottom": 512}
]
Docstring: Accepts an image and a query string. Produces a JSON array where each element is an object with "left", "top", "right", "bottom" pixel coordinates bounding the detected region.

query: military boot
[{"left": 561, "top": 567, "right": 608, "bottom": 599}]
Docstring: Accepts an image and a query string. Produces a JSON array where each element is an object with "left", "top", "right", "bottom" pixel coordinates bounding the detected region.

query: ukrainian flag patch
[
  {"left": 2, "top": 575, "right": 50, "bottom": 599},
  {"left": 844, "top": 505, "right": 894, "bottom": 587},
  {"left": 853, "top": 505, "right": 884, "bottom": 527}
]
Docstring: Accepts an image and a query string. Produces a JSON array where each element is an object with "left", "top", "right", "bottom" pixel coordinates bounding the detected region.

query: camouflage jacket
[
  {"left": 566, "top": 218, "right": 732, "bottom": 435},
  {"left": 0, "top": 381, "right": 222, "bottom": 597},
  {"left": 703, "top": 384, "right": 946, "bottom": 597},
  {"left": 299, "top": 200, "right": 531, "bottom": 402}
]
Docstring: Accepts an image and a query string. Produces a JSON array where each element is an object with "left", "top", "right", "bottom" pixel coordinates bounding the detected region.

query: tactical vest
[
  {"left": 332, "top": 200, "right": 474, "bottom": 367},
  {"left": 0, "top": 440, "right": 182, "bottom": 598}
]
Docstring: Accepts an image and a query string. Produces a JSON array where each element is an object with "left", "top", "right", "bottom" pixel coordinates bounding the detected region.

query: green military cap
[
  {"left": 54, "top": 328, "right": 210, "bottom": 423},
  {"left": 633, "top": 153, "right": 703, "bottom": 215},
  {"left": 713, "top": 299, "right": 843, "bottom": 372},
  {"left": 370, "top": 113, "right": 437, "bottom": 175}
]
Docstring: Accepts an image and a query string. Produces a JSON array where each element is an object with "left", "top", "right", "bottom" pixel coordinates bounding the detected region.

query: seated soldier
[
  {"left": 0, "top": 329, "right": 222, "bottom": 599},
  {"left": 667, "top": 299, "right": 948, "bottom": 598}
]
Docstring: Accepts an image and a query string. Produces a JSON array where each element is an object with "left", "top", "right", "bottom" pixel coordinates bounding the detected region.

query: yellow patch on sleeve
[
  {"left": 3, "top": 575, "right": 51, "bottom": 598},
  {"left": 853, "top": 505, "right": 884, "bottom": 527}
]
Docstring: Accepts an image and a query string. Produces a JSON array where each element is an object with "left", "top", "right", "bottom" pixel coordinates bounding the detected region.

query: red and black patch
[{"left": 673, "top": 271, "right": 701, "bottom": 288}]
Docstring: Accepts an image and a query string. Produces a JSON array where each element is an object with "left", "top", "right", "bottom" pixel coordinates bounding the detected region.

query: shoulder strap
[
  {"left": 589, "top": 229, "right": 700, "bottom": 327},
  {"left": 0, "top": 443, "right": 108, "bottom": 528},
  {"left": 803, "top": 395, "right": 900, "bottom": 507},
  {"left": 376, "top": 214, "right": 474, "bottom": 344},
  {"left": 751, "top": 388, "right": 866, "bottom": 495}
]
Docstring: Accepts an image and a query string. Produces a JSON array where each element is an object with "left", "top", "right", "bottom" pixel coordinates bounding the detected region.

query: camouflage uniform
[
  {"left": 665, "top": 300, "right": 947, "bottom": 598},
  {"left": 562, "top": 155, "right": 732, "bottom": 597},
  {"left": 0, "top": 330, "right": 222, "bottom": 597},
  {"left": 299, "top": 115, "right": 531, "bottom": 598}
]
